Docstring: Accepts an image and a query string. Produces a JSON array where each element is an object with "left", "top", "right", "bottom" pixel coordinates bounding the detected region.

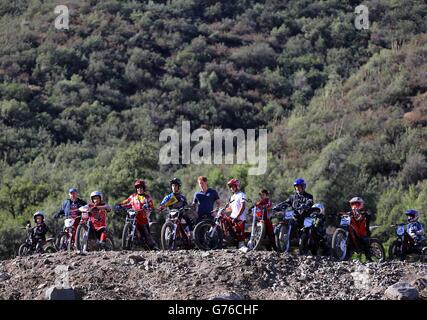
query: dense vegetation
[{"left": 0, "top": 0, "right": 426, "bottom": 258}]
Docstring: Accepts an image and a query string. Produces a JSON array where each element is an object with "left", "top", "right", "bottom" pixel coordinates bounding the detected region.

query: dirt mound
[{"left": 0, "top": 250, "right": 426, "bottom": 300}]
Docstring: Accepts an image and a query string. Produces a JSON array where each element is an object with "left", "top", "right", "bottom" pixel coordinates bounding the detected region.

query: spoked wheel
[
  {"left": 388, "top": 240, "right": 404, "bottom": 261},
  {"left": 331, "top": 228, "right": 349, "bottom": 261},
  {"left": 369, "top": 238, "right": 385, "bottom": 262},
  {"left": 44, "top": 245, "right": 57, "bottom": 254},
  {"left": 76, "top": 224, "right": 89, "bottom": 253},
  {"left": 194, "top": 221, "right": 222, "bottom": 250},
  {"left": 299, "top": 232, "right": 310, "bottom": 255},
  {"left": 421, "top": 247, "right": 427, "bottom": 263},
  {"left": 161, "top": 221, "right": 177, "bottom": 250},
  {"left": 18, "top": 244, "right": 31, "bottom": 257},
  {"left": 103, "top": 238, "right": 115, "bottom": 251},
  {"left": 104, "top": 230, "right": 115, "bottom": 251},
  {"left": 121, "top": 223, "right": 133, "bottom": 250},
  {"left": 275, "top": 224, "right": 292, "bottom": 253},
  {"left": 58, "top": 233, "right": 69, "bottom": 251},
  {"left": 250, "top": 221, "right": 266, "bottom": 251}
]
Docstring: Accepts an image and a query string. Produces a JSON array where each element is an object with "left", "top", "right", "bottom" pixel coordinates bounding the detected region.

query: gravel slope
[{"left": 0, "top": 250, "right": 426, "bottom": 300}]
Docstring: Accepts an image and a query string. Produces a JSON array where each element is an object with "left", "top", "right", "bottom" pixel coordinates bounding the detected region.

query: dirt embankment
[{"left": 0, "top": 250, "right": 426, "bottom": 300}]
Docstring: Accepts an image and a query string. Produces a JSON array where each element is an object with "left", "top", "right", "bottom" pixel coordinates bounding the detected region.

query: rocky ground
[{"left": 0, "top": 250, "right": 426, "bottom": 300}]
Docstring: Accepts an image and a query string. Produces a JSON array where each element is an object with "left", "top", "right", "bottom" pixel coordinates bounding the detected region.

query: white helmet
[
  {"left": 90, "top": 191, "right": 102, "bottom": 202},
  {"left": 311, "top": 203, "right": 325, "bottom": 215},
  {"left": 33, "top": 211, "right": 45, "bottom": 222},
  {"left": 349, "top": 197, "right": 364, "bottom": 206}
]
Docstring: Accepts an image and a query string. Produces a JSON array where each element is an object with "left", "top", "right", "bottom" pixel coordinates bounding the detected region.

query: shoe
[
  {"left": 238, "top": 241, "right": 247, "bottom": 249},
  {"left": 238, "top": 242, "right": 249, "bottom": 253}
]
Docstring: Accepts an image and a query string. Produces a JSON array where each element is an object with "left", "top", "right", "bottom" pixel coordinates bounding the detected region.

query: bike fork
[
  {"left": 81, "top": 229, "right": 89, "bottom": 253},
  {"left": 172, "top": 223, "right": 178, "bottom": 241},
  {"left": 208, "top": 225, "right": 217, "bottom": 238},
  {"left": 130, "top": 224, "right": 136, "bottom": 242}
]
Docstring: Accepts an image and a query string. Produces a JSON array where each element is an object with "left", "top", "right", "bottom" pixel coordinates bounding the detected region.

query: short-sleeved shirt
[
  {"left": 230, "top": 191, "right": 247, "bottom": 221},
  {"left": 193, "top": 188, "right": 220, "bottom": 217}
]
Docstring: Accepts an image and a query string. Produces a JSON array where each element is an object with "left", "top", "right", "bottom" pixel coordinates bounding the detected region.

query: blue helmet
[
  {"left": 405, "top": 209, "right": 419, "bottom": 223},
  {"left": 293, "top": 178, "right": 306, "bottom": 190},
  {"left": 68, "top": 187, "right": 78, "bottom": 193}
]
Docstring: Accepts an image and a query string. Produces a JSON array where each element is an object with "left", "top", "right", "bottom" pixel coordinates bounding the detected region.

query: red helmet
[
  {"left": 227, "top": 178, "right": 240, "bottom": 189},
  {"left": 134, "top": 179, "right": 146, "bottom": 190}
]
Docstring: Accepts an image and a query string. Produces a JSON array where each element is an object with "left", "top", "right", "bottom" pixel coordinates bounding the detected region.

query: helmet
[
  {"left": 293, "top": 178, "right": 306, "bottom": 190},
  {"left": 349, "top": 196, "right": 364, "bottom": 208},
  {"left": 227, "top": 178, "right": 240, "bottom": 190},
  {"left": 170, "top": 178, "right": 182, "bottom": 187},
  {"left": 90, "top": 191, "right": 102, "bottom": 202},
  {"left": 311, "top": 203, "right": 325, "bottom": 215},
  {"left": 33, "top": 211, "right": 45, "bottom": 222},
  {"left": 134, "top": 179, "right": 146, "bottom": 190},
  {"left": 405, "top": 209, "right": 419, "bottom": 223},
  {"left": 68, "top": 187, "right": 78, "bottom": 193}
]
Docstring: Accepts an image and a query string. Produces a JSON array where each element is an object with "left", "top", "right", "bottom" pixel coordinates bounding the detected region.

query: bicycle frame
[
  {"left": 166, "top": 207, "right": 192, "bottom": 247},
  {"left": 125, "top": 209, "right": 138, "bottom": 242}
]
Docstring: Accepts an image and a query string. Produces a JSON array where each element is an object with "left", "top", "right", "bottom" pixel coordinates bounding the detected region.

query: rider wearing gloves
[
  {"left": 116, "top": 179, "right": 157, "bottom": 250},
  {"left": 54, "top": 188, "right": 87, "bottom": 243},
  {"left": 79, "top": 191, "right": 111, "bottom": 247},
  {"left": 31, "top": 211, "right": 49, "bottom": 251},
  {"left": 225, "top": 178, "right": 247, "bottom": 249},
  {"left": 347, "top": 196, "right": 372, "bottom": 261},
  {"left": 405, "top": 209, "right": 425, "bottom": 247},
  {"left": 282, "top": 178, "right": 314, "bottom": 225}
]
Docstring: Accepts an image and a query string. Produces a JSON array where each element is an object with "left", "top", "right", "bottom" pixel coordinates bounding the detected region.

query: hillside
[{"left": 0, "top": 0, "right": 426, "bottom": 260}]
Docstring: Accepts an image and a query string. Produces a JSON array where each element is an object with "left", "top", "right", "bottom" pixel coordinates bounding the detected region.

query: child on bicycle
[{"left": 225, "top": 178, "right": 247, "bottom": 249}]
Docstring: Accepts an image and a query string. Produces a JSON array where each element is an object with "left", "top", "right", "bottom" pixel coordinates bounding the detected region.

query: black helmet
[{"left": 170, "top": 178, "right": 182, "bottom": 187}]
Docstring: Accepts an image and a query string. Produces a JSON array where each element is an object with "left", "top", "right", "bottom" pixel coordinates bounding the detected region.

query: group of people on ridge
[{"left": 26, "top": 176, "right": 425, "bottom": 256}]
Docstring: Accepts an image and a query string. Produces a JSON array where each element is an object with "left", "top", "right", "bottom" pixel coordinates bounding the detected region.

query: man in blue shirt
[{"left": 192, "top": 176, "right": 221, "bottom": 223}]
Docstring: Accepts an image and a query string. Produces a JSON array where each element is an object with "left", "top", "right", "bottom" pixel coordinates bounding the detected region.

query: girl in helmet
[
  {"left": 347, "top": 196, "right": 372, "bottom": 261},
  {"left": 225, "top": 178, "right": 247, "bottom": 249},
  {"left": 405, "top": 209, "right": 425, "bottom": 247},
  {"left": 116, "top": 179, "right": 158, "bottom": 250},
  {"left": 79, "top": 191, "right": 111, "bottom": 246},
  {"left": 31, "top": 211, "right": 50, "bottom": 251}
]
